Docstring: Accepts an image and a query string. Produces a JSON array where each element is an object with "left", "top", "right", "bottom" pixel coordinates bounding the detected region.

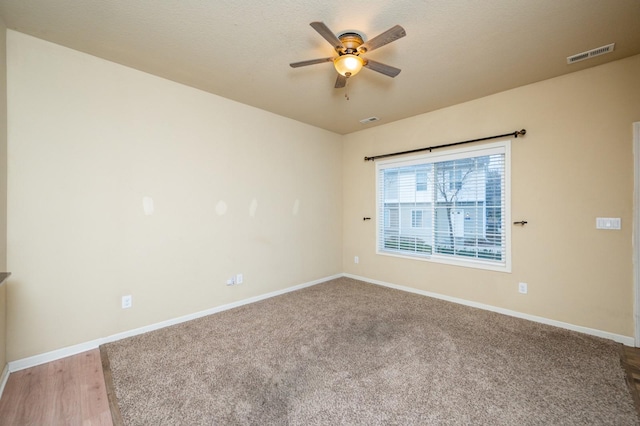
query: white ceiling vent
[
  {"left": 359, "top": 116, "right": 380, "bottom": 124},
  {"left": 567, "top": 43, "right": 615, "bottom": 64}
]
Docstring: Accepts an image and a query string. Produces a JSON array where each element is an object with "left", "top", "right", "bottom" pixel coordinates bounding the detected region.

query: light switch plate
[{"left": 596, "top": 217, "right": 621, "bottom": 230}]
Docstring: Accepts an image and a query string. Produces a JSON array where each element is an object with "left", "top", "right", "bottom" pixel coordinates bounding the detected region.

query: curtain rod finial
[{"left": 516, "top": 129, "right": 526, "bottom": 137}]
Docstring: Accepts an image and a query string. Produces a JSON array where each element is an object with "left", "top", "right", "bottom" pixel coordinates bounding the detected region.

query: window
[
  {"left": 376, "top": 141, "right": 510, "bottom": 272},
  {"left": 385, "top": 208, "right": 399, "bottom": 228},
  {"left": 416, "top": 169, "right": 428, "bottom": 191},
  {"left": 411, "top": 209, "right": 426, "bottom": 228},
  {"left": 384, "top": 171, "right": 398, "bottom": 200}
]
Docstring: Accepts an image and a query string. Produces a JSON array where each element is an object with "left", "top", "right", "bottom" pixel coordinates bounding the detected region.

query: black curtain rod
[{"left": 364, "top": 129, "right": 526, "bottom": 162}]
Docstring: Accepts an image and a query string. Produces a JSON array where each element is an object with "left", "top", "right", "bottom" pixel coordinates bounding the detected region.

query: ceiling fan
[{"left": 290, "top": 22, "right": 406, "bottom": 89}]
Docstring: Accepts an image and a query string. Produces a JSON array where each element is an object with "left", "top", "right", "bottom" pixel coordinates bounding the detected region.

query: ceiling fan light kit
[
  {"left": 290, "top": 21, "right": 406, "bottom": 93},
  {"left": 334, "top": 54, "right": 364, "bottom": 77}
]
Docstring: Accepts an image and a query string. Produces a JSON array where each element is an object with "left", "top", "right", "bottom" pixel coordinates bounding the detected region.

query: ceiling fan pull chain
[{"left": 345, "top": 76, "right": 350, "bottom": 101}]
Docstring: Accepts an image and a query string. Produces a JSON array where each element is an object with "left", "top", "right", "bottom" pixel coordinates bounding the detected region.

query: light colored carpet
[{"left": 101, "top": 277, "right": 638, "bottom": 425}]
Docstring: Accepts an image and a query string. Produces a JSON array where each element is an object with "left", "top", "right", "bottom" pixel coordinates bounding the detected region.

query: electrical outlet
[
  {"left": 354, "top": 256, "right": 359, "bottom": 264},
  {"left": 236, "top": 273, "right": 243, "bottom": 284},
  {"left": 122, "top": 295, "right": 132, "bottom": 309},
  {"left": 518, "top": 282, "right": 528, "bottom": 294},
  {"left": 226, "top": 277, "right": 235, "bottom": 286}
]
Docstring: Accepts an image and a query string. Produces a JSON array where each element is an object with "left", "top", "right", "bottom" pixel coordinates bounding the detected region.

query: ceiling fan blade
[
  {"left": 310, "top": 21, "right": 345, "bottom": 52},
  {"left": 357, "top": 25, "right": 406, "bottom": 53},
  {"left": 364, "top": 59, "right": 401, "bottom": 77},
  {"left": 289, "top": 57, "right": 334, "bottom": 68},
  {"left": 335, "top": 74, "right": 347, "bottom": 88}
]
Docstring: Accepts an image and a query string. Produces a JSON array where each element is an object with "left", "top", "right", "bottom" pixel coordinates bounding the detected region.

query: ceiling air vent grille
[
  {"left": 360, "top": 116, "right": 380, "bottom": 124},
  {"left": 567, "top": 43, "right": 615, "bottom": 64}
]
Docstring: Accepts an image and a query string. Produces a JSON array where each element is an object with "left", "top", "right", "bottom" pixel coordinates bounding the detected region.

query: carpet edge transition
[{"left": 100, "top": 345, "right": 124, "bottom": 426}]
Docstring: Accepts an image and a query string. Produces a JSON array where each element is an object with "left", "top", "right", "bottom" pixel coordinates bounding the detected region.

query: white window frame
[{"left": 375, "top": 141, "right": 511, "bottom": 273}]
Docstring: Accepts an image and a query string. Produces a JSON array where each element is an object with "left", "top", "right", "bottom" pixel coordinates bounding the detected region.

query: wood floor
[
  {"left": 1, "top": 345, "right": 640, "bottom": 425},
  {"left": 622, "top": 345, "right": 640, "bottom": 417},
  {"left": 0, "top": 349, "right": 112, "bottom": 426}
]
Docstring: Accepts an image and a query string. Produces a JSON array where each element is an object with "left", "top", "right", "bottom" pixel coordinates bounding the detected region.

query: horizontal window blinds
[{"left": 376, "top": 143, "right": 509, "bottom": 270}]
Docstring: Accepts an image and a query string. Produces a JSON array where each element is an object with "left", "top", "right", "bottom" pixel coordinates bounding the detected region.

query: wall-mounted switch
[
  {"left": 596, "top": 217, "right": 621, "bottom": 230},
  {"left": 236, "top": 274, "right": 243, "bottom": 284}
]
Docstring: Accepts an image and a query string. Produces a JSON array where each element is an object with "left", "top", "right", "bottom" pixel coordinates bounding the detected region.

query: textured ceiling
[{"left": 1, "top": 0, "right": 639, "bottom": 134}]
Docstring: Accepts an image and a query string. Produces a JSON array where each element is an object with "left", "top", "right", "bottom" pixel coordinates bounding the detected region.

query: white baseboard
[
  {"left": 8, "top": 339, "right": 102, "bottom": 373},
  {"left": 8, "top": 274, "right": 341, "bottom": 373},
  {"left": 7, "top": 271, "right": 634, "bottom": 374},
  {"left": 343, "top": 273, "right": 635, "bottom": 346},
  {"left": 99, "top": 273, "right": 341, "bottom": 345},
  {"left": 0, "top": 363, "right": 9, "bottom": 399}
]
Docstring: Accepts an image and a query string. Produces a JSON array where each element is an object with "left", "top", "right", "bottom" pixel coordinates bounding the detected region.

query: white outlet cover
[
  {"left": 518, "top": 283, "right": 528, "bottom": 294},
  {"left": 122, "top": 295, "right": 132, "bottom": 308},
  {"left": 236, "top": 274, "right": 243, "bottom": 284},
  {"left": 142, "top": 197, "right": 154, "bottom": 216}
]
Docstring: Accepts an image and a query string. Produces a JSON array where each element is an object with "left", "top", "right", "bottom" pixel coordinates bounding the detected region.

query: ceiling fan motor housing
[{"left": 337, "top": 32, "right": 365, "bottom": 54}]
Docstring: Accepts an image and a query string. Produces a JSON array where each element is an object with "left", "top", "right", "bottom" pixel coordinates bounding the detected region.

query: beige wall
[
  {"left": 343, "top": 54, "right": 640, "bottom": 338},
  {"left": 0, "top": 19, "right": 7, "bottom": 374},
  {"left": 6, "top": 31, "right": 343, "bottom": 360},
  {"left": 4, "top": 28, "right": 640, "bottom": 362}
]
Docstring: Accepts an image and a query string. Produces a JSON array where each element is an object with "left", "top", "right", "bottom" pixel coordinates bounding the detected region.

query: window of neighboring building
[
  {"left": 416, "top": 169, "right": 428, "bottom": 191},
  {"left": 375, "top": 141, "right": 511, "bottom": 272},
  {"left": 411, "top": 209, "right": 427, "bottom": 228},
  {"left": 385, "top": 208, "right": 399, "bottom": 228},
  {"left": 384, "top": 171, "right": 398, "bottom": 200}
]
